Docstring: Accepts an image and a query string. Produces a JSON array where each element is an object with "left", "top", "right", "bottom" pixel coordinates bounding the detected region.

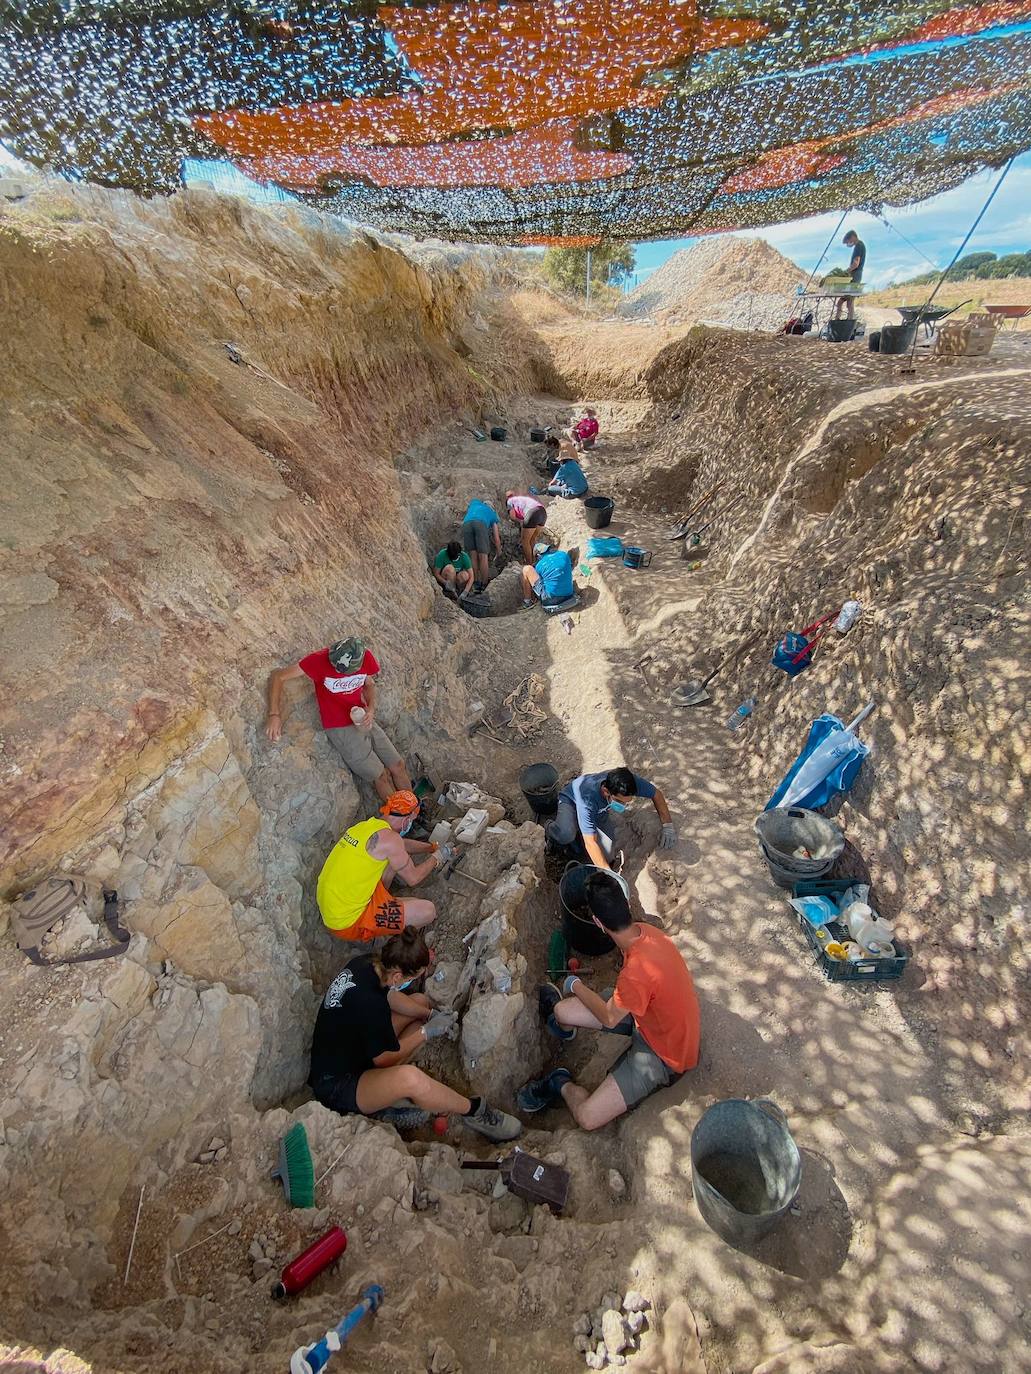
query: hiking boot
[
  {"left": 516, "top": 1068, "right": 572, "bottom": 1114},
  {"left": 538, "top": 983, "right": 576, "bottom": 1041},
  {"left": 463, "top": 1098, "right": 522, "bottom": 1143}
]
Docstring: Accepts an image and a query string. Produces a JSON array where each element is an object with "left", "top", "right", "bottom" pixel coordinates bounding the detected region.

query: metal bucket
[
  {"left": 519, "top": 762, "right": 559, "bottom": 817},
  {"left": 622, "top": 547, "right": 652, "bottom": 570},
  {"left": 691, "top": 1099, "right": 801, "bottom": 1246},
  {"left": 754, "top": 808, "right": 843, "bottom": 879},
  {"left": 558, "top": 864, "right": 628, "bottom": 956}
]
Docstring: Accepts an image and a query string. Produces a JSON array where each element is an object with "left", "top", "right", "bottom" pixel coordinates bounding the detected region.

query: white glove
[
  {"left": 436, "top": 843, "right": 455, "bottom": 868},
  {"left": 659, "top": 822, "right": 678, "bottom": 850},
  {"left": 423, "top": 1010, "right": 459, "bottom": 1041}
]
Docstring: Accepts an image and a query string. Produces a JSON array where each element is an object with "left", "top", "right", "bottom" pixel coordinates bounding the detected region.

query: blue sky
[{"left": 632, "top": 153, "right": 1031, "bottom": 289}]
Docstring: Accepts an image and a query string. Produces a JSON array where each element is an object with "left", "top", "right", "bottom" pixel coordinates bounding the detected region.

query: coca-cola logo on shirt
[{"left": 323, "top": 673, "right": 367, "bottom": 694}]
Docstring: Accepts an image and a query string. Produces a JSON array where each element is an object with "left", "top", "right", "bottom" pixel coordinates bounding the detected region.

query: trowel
[{"left": 673, "top": 632, "right": 762, "bottom": 708}]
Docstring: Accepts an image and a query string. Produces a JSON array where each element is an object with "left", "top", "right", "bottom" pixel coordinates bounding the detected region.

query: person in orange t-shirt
[{"left": 517, "top": 872, "right": 699, "bottom": 1129}]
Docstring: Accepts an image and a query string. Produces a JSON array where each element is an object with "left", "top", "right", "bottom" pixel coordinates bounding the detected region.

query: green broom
[
  {"left": 271, "top": 1122, "right": 315, "bottom": 1208},
  {"left": 547, "top": 929, "right": 568, "bottom": 980}
]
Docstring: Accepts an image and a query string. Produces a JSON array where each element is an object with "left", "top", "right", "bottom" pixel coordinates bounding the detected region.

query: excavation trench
[{"left": 1, "top": 190, "right": 1030, "bottom": 1374}]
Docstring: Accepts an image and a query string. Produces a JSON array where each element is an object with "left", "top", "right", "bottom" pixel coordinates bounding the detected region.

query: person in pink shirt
[
  {"left": 570, "top": 408, "right": 599, "bottom": 451},
  {"left": 505, "top": 489, "right": 548, "bottom": 563}
]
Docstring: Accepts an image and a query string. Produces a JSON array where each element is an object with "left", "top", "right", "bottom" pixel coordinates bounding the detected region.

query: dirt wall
[{"left": 629, "top": 328, "right": 1030, "bottom": 1117}]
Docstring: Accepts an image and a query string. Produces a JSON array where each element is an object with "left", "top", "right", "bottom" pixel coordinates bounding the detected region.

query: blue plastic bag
[
  {"left": 587, "top": 537, "right": 624, "bottom": 559},
  {"left": 765, "top": 713, "right": 870, "bottom": 811}
]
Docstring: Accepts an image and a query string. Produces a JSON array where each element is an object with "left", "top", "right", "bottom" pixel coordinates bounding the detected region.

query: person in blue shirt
[
  {"left": 547, "top": 458, "right": 588, "bottom": 499},
  {"left": 461, "top": 498, "right": 502, "bottom": 591},
  {"left": 521, "top": 542, "right": 574, "bottom": 609},
  {"left": 546, "top": 766, "right": 677, "bottom": 870}
]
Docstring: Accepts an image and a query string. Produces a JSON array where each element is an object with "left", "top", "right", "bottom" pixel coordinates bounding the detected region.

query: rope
[
  {"left": 794, "top": 209, "right": 849, "bottom": 306},
  {"left": 903, "top": 157, "right": 1014, "bottom": 368},
  {"left": 876, "top": 213, "right": 940, "bottom": 274}
]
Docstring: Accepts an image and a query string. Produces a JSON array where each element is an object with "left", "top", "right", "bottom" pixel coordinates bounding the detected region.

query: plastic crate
[{"left": 791, "top": 879, "right": 908, "bottom": 982}]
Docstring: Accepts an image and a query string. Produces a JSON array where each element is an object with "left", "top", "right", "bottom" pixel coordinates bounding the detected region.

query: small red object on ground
[
  {"left": 567, "top": 957, "right": 581, "bottom": 972},
  {"left": 272, "top": 1227, "right": 347, "bottom": 1299},
  {"left": 433, "top": 1115, "right": 448, "bottom": 1137}
]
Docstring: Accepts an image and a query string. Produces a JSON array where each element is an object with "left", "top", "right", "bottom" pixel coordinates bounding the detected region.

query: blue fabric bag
[
  {"left": 765, "top": 714, "right": 869, "bottom": 811},
  {"left": 587, "top": 537, "right": 624, "bottom": 559}
]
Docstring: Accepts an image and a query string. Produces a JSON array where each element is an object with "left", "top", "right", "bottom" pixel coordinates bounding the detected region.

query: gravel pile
[{"left": 620, "top": 236, "right": 805, "bottom": 332}]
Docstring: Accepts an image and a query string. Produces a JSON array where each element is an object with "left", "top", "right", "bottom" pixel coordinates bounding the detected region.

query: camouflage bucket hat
[{"left": 327, "top": 637, "right": 365, "bottom": 671}]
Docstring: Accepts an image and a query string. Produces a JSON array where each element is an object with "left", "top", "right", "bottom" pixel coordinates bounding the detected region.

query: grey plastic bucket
[
  {"left": 754, "top": 807, "right": 843, "bottom": 879},
  {"left": 691, "top": 1098, "right": 801, "bottom": 1246}
]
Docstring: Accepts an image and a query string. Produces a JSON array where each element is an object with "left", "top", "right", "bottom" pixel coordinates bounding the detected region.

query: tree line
[{"left": 897, "top": 250, "right": 1031, "bottom": 287}]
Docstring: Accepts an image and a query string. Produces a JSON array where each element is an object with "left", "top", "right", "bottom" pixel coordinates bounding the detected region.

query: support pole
[{"left": 586, "top": 249, "right": 592, "bottom": 308}]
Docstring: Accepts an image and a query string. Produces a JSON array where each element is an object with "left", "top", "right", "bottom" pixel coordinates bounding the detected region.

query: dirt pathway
[{"left": 472, "top": 409, "right": 1031, "bottom": 1373}]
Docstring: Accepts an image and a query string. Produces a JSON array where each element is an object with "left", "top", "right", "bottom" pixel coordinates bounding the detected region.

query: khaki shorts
[
  {"left": 326, "top": 723, "right": 403, "bottom": 783},
  {"left": 329, "top": 881, "right": 406, "bottom": 943},
  {"left": 610, "top": 1027, "right": 683, "bottom": 1110}
]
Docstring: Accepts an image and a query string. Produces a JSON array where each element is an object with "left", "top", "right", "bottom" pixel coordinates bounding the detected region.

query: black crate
[{"left": 791, "top": 879, "right": 908, "bottom": 982}]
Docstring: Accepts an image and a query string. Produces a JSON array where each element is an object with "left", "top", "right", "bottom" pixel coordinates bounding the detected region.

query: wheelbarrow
[
  {"left": 985, "top": 304, "right": 1031, "bottom": 329},
  {"left": 673, "top": 632, "right": 762, "bottom": 707},
  {"left": 895, "top": 300, "right": 970, "bottom": 338}
]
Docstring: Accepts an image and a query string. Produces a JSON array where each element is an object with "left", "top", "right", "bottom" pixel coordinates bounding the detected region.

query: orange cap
[{"left": 380, "top": 789, "right": 420, "bottom": 818}]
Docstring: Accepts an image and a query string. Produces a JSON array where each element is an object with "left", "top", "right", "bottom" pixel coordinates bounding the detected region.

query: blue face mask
[
  {"left": 400, "top": 814, "right": 416, "bottom": 837},
  {"left": 396, "top": 977, "right": 415, "bottom": 990},
  {"left": 608, "top": 799, "right": 627, "bottom": 814}
]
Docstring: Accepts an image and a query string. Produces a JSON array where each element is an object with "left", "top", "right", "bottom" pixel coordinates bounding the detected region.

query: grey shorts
[
  {"left": 610, "top": 1028, "right": 682, "bottom": 1110},
  {"left": 462, "top": 519, "right": 490, "bottom": 555},
  {"left": 326, "top": 722, "right": 403, "bottom": 783},
  {"left": 521, "top": 507, "right": 547, "bottom": 529}
]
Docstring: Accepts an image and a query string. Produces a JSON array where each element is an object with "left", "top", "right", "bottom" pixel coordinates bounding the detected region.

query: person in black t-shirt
[
  {"left": 308, "top": 928, "right": 521, "bottom": 1143},
  {"left": 835, "top": 230, "right": 867, "bottom": 321}
]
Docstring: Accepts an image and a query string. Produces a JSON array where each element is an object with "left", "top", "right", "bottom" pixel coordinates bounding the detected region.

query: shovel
[
  {"left": 685, "top": 491, "right": 746, "bottom": 548},
  {"left": 673, "top": 632, "right": 762, "bottom": 707},
  {"left": 669, "top": 480, "right": 725, "bottom": 540}
]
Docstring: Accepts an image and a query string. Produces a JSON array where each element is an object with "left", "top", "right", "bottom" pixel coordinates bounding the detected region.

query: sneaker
[
  {"left": 463, "top": 1098, "right": 522, "bottom": 1143},
  {"left": 538, "top": 984, "right": 576, "bottom": 1041},
  {"left": 516, "top": 1068, "right": 572, "bottom": 1114},
  {"left": 521, "top": 598, "right": 535, "bottom": 610}
]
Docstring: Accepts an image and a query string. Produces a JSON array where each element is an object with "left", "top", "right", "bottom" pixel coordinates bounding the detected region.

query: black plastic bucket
[
  {"left": 584, "top": 496, "right": 614, "bottom": 529},
  {"left": 691, "top": 1099, "right": 801, "bottom": 1246},
  {"left": 529, "top": 428, "right": 547, "bottom": 443},
  {"left": 754, "top": 808, "right": 843, "bottom": 880},
  {"left": 878, "top": 322, "right": 918, "bottom": 355},
  {"left": 490, "top": 426, "right": 507, "bottom": 442},
  {"left": 519, "top": 762, "right": 559, "bottom": 817},
  {"left": 558, "top": 864, "right": 618, "bottom": 955},
  {"left": 827, "top": 318, "right": 857, "bottom": 342},
  {"left": 868, "top": 329, "right": 881, "bottom": 352}
]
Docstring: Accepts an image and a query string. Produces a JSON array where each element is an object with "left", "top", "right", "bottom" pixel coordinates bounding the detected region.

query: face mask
[
  {"left": 608, "top": 799, "right": 627, "bottom": 814},
  {"left": 396, "top": 977, "right": 415, "bottom": 990},
  {"left": 399, "top": 814, "right": 416, "bottom": 836}
]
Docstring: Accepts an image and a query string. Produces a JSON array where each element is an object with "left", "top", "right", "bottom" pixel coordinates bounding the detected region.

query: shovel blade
[{"left": 673, "top": 682, "right": 711, "bottom": 707}]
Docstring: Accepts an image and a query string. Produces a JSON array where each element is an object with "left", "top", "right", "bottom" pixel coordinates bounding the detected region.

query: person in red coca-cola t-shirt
[{"left": 265, "top": 636, "right": 412, "bottom": 801}]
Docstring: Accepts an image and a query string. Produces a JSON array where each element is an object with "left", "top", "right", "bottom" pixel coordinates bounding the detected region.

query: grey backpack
[{"left": 8, "top": 874, "right": 129, "bottom": 967}]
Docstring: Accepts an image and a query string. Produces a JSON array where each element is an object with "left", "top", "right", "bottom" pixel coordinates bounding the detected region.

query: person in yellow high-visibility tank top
[{"left": 316, "top": 790, "right": 449, "bottom": 942}]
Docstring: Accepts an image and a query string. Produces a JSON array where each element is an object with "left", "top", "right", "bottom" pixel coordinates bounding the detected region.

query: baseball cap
[{"left": 327, "top": 637, "right": 365, "bottom": 671}]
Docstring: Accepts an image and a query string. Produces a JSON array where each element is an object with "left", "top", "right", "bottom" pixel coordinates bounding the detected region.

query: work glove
[
  {"left": 562, "top": 974, "right": 582, "bottom": 997},
  {"left": 423, "top": 1010, "right": 459, "bottom": 1041},
  {"left": 659, "top": 823, "right": 678, "bottom": 850},
  {"left": 435, "top": 843, "right": 455, "bottom": 868}
]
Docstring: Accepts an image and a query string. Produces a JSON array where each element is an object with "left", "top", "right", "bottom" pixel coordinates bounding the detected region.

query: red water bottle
[{"left": 271, "top": 1226, "right": 347, "bottom": 1299}]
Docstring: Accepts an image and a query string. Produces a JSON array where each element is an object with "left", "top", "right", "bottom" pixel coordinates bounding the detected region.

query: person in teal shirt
[
  {"left": 461, "top": 499, "right": 502, "bottom": 590},
  {"left": 432, "top": 541, "right": 473, "bottom": 600},
  {"left": 521, "top": 543, "right": 575, "bottom": 608},
  {"left": 547, "top": 459, "right": 588, "bottom": 499}
]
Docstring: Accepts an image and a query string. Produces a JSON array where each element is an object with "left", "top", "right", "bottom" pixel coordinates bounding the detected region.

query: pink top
[
  {"left": 575, "top": 416, "right": 599, "bottom": 441},
  {"left": 507, "top": 495, "right": 545, "bottom": 522}
]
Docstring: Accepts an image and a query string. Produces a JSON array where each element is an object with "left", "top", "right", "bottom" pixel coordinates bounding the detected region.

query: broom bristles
[{"left": 279, "top": 1122, "right": 315, "bottom": 1208}]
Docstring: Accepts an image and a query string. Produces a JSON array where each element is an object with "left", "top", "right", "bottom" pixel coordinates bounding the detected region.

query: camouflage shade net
[{"left": 1, "top": 0, "right": 1030, "bottom": 243}]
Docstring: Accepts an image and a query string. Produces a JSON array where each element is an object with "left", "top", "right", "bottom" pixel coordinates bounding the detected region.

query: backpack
[
  {"left": 8, "top": 874, "right": 129, "bottom": 967},
  {"left": 771, "top": 609, "right": 840, "bottom": 678}
]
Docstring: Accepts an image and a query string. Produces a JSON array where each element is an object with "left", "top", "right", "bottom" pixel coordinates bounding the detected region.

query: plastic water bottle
[{"left": 726, "top": 696, "right": 757, "bottom": 730}]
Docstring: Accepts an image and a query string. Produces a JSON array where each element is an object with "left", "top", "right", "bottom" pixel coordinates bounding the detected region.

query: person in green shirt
[{"left": 433, "top": 541, "right": 474, "bottom": 600}]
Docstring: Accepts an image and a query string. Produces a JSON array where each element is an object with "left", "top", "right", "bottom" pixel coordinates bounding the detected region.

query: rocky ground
[{"left": 1, "top": 185, "right": 1029, "bottom": 1374}]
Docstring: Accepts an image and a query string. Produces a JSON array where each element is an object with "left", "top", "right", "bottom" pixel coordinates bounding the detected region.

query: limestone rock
[
  {"left": 488, "top": 1191, "right": 529, "bottom": 1234},
  {"left": 419, "top": 1145, "right": 465, "bottom": 1197},
  {"left": 622, "top": 1291, "right": 651, "bottom": 1314},
  {"left": 426, "top": 961, "right": 464, "bottom": 1010},
  {"left": 428, "top": 1338, "right": 461, "bottom": 1372},
  {"left": 602, "top": 1310, "right": 628, "bottom": 1356},
  {"left": 608, "top": 1169, "right": 627, "bottom": 1201}
]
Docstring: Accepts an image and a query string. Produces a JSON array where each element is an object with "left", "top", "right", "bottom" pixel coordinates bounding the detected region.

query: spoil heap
[{"left": 619, "top": 237, "right": 804, "bottom": 332}]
